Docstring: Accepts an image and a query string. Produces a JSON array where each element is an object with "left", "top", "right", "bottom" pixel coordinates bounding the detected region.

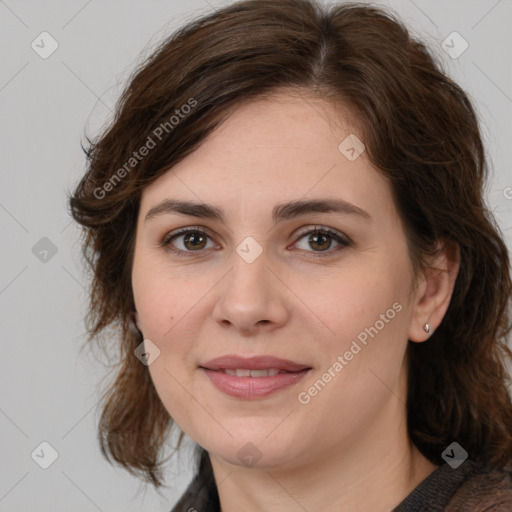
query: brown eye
[
  {"left": 293, "top": 227, "right": 351, "bottom": 255},
  {"left": 308, "top": 232, "right": 332, "bottom": 251},
  {"left": 182, "top": 232, "right": 207, "bottom": 250},
  {"left": 162, "top": 228, "right": 215, "bottom": 255}
]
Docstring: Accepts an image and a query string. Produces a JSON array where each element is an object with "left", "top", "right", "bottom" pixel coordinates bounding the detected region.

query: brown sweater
[{"left": 171, "top": 458, "right": 512, "bottom": 511}]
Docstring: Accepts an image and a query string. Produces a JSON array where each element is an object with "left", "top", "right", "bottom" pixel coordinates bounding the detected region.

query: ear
[{"left": 408, "top": 240, "right": 460, "bottom": 343}]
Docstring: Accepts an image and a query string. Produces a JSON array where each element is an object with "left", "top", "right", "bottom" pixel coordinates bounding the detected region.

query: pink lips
[
  {"left": 200, "top": 355, "right": 312, "bottom": 399},
  {"left": 201, "top": 355, "right": 310, "bottom": 372}
]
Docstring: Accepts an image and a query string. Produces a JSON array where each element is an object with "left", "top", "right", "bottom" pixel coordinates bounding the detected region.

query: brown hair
[{"left": 69, "top": 0, "right": 512, "bottom": 496}]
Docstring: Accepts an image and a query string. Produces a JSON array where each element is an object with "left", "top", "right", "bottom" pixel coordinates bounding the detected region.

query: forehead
[
  {"left": 139, "top": 91, "right": 394, "bottom": 222},
  {"left": 196, "top": 90, "right": 359, "bottom": 160}
]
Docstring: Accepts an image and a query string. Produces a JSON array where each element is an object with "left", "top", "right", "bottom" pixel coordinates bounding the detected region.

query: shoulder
[
  {"left": 393, "top": 459, "right": 512, "bottom": 512},
  {"left": 446, "top": 462, "right": 512, "bottom": 511}
]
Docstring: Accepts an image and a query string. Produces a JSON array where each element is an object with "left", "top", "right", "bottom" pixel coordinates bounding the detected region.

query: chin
[{"left": 198, "top": 429, "right": 306, "bottom": 470}]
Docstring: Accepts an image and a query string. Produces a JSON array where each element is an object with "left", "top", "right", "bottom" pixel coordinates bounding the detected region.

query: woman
[{"left": 69, "top": 0, "right": 512, "bottom": 510}]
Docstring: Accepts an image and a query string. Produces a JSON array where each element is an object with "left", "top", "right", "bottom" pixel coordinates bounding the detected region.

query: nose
[{"left": 212, "top": 248, "right": 289, "bottom": 335}]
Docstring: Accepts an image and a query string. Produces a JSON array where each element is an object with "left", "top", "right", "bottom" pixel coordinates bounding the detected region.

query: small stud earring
[{"left": 424, "top": 323, "right": 430, "bottom": 333}]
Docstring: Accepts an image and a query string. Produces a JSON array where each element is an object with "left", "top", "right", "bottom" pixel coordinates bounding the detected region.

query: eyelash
[{"left": 160, "top": 225, "right": 352, "bottom": 258}]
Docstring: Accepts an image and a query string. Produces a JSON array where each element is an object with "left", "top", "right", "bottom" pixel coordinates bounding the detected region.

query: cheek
[
  {"left": 309, "top": 256, "right": 411, "bottom": 377},
  {"left": 317, "top": 267, "right": 401, "bottom": 329},
  {"left": 132, "top": 258, "right": 203, "bottom": 380},
  {"left": 135, "top": 275, "right": 200, "bottom": 431},
  {"left": 132, "top": 255, "right": 195, "bottom": 335},
  {"left": 146, "top": 358, "right": 204, "bottom": 440},
  {"left": 295, "top": 290, "right": 409, "bottom": 435}
]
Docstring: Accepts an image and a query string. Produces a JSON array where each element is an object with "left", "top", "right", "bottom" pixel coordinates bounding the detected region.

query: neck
[{"left": 209, "top": 395, "right": 437, "bottom": 512}]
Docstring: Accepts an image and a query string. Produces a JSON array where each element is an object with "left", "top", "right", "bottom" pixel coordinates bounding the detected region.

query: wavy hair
[{"left": 69, "top": 0, "right": 512, "bottom": 495}]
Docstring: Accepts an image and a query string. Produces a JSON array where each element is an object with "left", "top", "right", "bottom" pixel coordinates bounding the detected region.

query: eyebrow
[{"left": 144, "top": 198, "right": 372, "bottom": 224}]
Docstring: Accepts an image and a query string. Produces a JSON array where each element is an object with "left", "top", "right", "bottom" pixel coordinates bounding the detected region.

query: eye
[
  {"left": 160, "top": 225, "right": 351, "bottom": 257},
  {"left": 292, "top": 226, "right": 351, "bottom": 256},
  {"left": 161, "top": 227, "right": 217, "bottom": 255}
]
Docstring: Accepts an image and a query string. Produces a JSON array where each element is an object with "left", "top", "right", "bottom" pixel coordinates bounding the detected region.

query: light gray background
[{"left": 1, "top": 0, "right": 511, "bottom": 510}]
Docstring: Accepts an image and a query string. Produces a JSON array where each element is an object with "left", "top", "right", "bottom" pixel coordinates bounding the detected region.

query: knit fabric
[
  {"left": 171, "top": 459, "right": 512, "bottom": 511},
  {"left": 393, "top": 460, "right": 512, "bottom": 511}
]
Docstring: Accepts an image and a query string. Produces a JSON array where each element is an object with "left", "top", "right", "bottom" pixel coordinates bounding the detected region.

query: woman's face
[{"left": 132, "top": 91, "right": 425, "bottom": 470}]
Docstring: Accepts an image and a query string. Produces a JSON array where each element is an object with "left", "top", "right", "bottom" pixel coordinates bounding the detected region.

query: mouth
[
  {"left": 200, "top": 354, "right": 311, "bottom": 373},
  {"left": 218, "top": 368, "right": 290, "bottom": 377},
  {"left": 199, "top": 355, "right": 312, "bottom": 399}
]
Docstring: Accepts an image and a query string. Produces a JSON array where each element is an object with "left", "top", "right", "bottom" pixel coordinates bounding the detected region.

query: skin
[{"left": 132, "top": 89, "right": 460, "bottom": 511}]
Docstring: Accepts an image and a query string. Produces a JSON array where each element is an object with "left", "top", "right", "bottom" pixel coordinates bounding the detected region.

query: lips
[
  {"left": 200, "top": 355, "right": 310, "bottom": 373},
  {"left": 199, "top": 355, "right": 312, "bottom": 399}
]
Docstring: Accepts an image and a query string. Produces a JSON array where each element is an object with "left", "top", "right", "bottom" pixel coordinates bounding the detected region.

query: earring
[{"left": 424, "top": 323, "right": 430, "bottom": 333}]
